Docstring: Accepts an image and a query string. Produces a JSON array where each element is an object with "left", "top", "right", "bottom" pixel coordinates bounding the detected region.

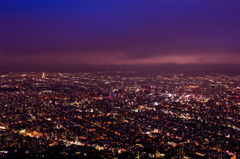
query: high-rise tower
[{"left": 42, "top": 72, "right": 45, "bottom": 78}]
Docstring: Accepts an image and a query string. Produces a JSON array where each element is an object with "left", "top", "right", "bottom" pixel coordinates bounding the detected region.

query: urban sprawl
[{"left": 0, "top": 71, "right": 239, "bottom": 158}]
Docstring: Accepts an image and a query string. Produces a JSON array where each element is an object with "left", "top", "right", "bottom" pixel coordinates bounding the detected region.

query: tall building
[{"left": 42, "top": 72, "right": 45, "bottom": 78}]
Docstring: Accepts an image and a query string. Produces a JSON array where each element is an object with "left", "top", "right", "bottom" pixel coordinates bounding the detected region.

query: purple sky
[{"left": 1, "top": 0, "right": 239, "bottom": 71}]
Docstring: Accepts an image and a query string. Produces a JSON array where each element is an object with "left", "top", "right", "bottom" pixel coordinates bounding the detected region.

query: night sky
[{"left": 1, "top": 0, "right": 239, "bottom": 73}]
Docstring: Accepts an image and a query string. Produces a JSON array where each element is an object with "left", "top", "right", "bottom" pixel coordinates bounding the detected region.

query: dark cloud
[{"left": 1, "top": 0, "right": 239, "bottom": 68}]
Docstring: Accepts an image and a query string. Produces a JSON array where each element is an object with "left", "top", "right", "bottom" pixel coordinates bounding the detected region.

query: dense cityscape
[
  {"left": 1, "top": 0, "right": 239, "bottom": 158},
  {"left": 0, "top": 71, "right": 239, "bottom": 158}
]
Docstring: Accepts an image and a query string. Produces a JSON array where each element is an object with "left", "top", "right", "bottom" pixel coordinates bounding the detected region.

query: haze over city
[{"left": 1, "top": 0, "right": 239, "bottom": 73}]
